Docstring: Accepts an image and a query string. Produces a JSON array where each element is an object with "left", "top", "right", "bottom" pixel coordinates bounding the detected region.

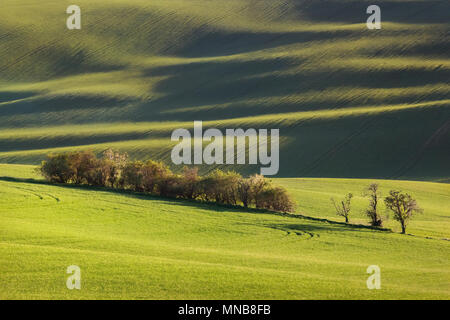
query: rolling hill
[
  {"left": 1, "top": 1, "right": 449, "bottom": 300},
  {"left": 0, "top": 164, "right": 449, "bottom": 299},
  {"left": 0, "top": 0, "right": 449, "bottom": 181}
]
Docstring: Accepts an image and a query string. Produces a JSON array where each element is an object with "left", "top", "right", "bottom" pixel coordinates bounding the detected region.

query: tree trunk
[
  {"left": 401, "top": 223, "right": 406, "bottom": 234},
  {"left": 345, "top": 216, "right": 349, "bottom": 223}
]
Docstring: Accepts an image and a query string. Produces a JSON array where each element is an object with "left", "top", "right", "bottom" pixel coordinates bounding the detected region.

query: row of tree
[
  {"left": 39, "top": 149, "right": 296, "bottom": 213},
  {"left": 331, "top": 183, "right": 422, "bottom": 234}
]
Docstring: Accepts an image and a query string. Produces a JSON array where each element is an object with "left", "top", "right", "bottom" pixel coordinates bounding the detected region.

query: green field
[
  {"left": 1, "top": 0, "right": 449, "bottom": 300},
  {"left": 0, "top": 164, "right": 449, "bottom": 299},
  {"left": 0, "top": 0, "right": 449, "bottom": 180}
]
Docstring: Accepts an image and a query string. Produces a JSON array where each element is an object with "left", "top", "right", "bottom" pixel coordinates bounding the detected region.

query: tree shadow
[{"left": 262, "top": 222, "right": 348, "bottom": 237}]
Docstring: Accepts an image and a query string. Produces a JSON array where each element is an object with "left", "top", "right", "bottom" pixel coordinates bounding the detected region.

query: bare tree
[
  {"left": 384, "top": 190, "right": 422, "bottom": 234},
  {"left": 331, "top": 193, "right": 353, "bottom": 223},
  {"left": 364, "top": 183, "right": 383, "bottom": 227}
]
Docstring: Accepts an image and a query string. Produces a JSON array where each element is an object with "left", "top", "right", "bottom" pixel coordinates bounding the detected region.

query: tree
[
  {"left": 384, "top": 190, "right": 422, "bottom": 234},
  {"left": 364, "top": 183, "right": 383, "bottom": 227},
  {"left": 331, "top": 193, "right": 353, "bottom": 223}
]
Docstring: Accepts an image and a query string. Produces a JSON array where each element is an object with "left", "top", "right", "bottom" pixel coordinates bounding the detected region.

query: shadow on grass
[
  {"left": 293, "top": 0, "right": 450, "bottom": 24},
  {"left": 0, "top": 176, "right": 391, "bottom": 232}
]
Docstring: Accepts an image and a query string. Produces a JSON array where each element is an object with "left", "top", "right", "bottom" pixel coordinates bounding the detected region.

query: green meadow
[
  {"left": 0, "top": 0, "right": 449, "bottom": 299},
  {"left": 0, "top": 0, "right": 449, "bottom": 180},
  {"left": 0, "top": 164, "right": 449, "bottom": 299}
]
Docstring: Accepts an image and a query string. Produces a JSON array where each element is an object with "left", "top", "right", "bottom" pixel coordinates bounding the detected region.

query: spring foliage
[{"left": 39, "top": 149, "right": 296, "bottom": 213}]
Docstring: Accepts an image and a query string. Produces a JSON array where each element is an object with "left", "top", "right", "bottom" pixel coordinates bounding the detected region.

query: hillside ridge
[{"left": 0, "top": 0, "right": 449, "bottom": 180}]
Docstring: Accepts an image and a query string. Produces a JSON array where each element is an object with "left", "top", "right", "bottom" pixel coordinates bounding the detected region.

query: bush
[
  {"left": 142, "top": 160, "right": 172, "bottom": 194},
  {"left": 121, "top": 161, "right": 145, "bottom": 191},
  {"left": 258, "top": 186, "right": 296, "bottom": 213},
  {"left": 205, "top": 170, "right": 241, "bottom": 205},
  {"left": 237, "top": 177, "right": 252, "bottom": 208},
  {"left": 70, "top": 150, "right": 102, "bottom": 185},
  {"left": 102, "top": 149, "right": 128, "bottom": 187},
  {"left": 158, "top": 175, "right": 184, "bottom": 198},
  {"left": 247, "top": 174, "right": 269, "bottom": 208},
  {"left": 179, "top": 167, "right": 200, "bottom": 199},
  {"left": 39, "top": 150, "right": 296, "bottom": 213},
  {"left": 40, "top": 153, "right": 75, "bottom": 183}
]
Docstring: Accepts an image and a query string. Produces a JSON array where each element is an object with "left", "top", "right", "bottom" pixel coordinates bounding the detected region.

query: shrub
[
  {"left": 179, "top": 167, "right": 201, "bottom": 199},
  {"left": 237, "top": 178, "right": 252, "bottom": 208},
  {"left": 197, "top": 176, "right": 216, "bottom": 202},
  {"left": 158, "top": 175, "right": 183, "bottom": 198},
  {"left": 70, "top": 150, "right": 102, "bottom": 185},
  {"left": 142, "top": 160, "right": 171, "bottom": 194},
  {"left": 39, "top": 150, "right": 296, "bottom": 214},
  {"left": 121, "top": 161, "right": 145, "bottom": 191},
  {"left": 102, "top": 149, "right": 128, "bottom": 187},
  {"left": 247, "top": 174, "right": 269, "bottom": 208},
  {"left": 258, "top": 186, "right": 296, "bottom": 213},
  {"left": 40, "top": 153, "right": 75, "bottom": 183},
  {"left": 205, "top": 170, "right": 241, "bottom": 205}
]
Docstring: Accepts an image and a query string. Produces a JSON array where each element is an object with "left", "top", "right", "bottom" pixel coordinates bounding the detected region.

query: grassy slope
[
  {"left": 276, "top": 178, "right": 450, "bottom": 238},
  {"left": 0, "top": 164, "right": 449, "bottom": 299},
  {"left": 0, "top": 0, "right": 449, "bottom": 180}
]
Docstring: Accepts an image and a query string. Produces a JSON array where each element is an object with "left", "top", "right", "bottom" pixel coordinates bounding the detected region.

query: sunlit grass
[
  {"left": 0, "top": 164, "right": 449, "bottom": 299},
  {"left": 0, "top": 0, "right": 448, "bottom": 179}
]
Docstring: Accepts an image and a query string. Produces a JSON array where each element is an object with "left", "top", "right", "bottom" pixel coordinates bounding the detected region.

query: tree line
[
  {"left": 39, "top": 149, "right": 296, "bottom": 213},
  {"left": 331, "top": 183, "right": 423, "bottom": 234},
  {"left": 38, "top": 149, "right": 422, "bottom": 233}
]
